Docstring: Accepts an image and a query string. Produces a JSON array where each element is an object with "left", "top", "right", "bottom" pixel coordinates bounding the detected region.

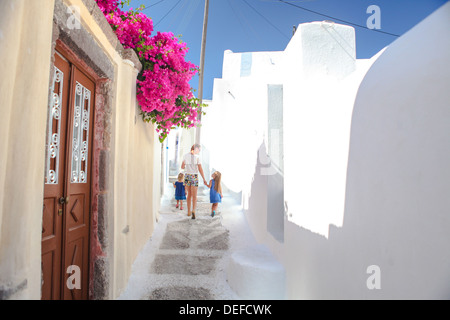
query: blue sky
[{"left": 125, "top": 0, "right": 448, "bottom": 100}]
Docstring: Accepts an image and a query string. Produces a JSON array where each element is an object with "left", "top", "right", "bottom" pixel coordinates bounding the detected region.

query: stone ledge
[
  {"left": 122, "top": 49, "right": 142, "bottom": 72},
  {"left": 79, "top": 0, "right": 142, "bottom": 71},
  {"left": 226, "top": 244, "right": 286, "bottom": 299}
]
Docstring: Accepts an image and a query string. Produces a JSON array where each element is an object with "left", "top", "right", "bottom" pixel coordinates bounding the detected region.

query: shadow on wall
[
  {"left": 284, "top": 2, "right": 450, "bottom": 299},
  {"left": 338, "top": 0, "right": 450, "bottom": 299},
  {"left": 221, "top": 183, "right": 242, "bottom": 206},
  {"left": 246, "top": 142, "right": 285, "bottom": 243},
  {"left": 201, "top": 144, "right": 243, "bottom": 204}
]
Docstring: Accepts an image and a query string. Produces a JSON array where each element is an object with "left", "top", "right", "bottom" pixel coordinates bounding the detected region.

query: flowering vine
[{"left": 95, "top": 0, "right": 206, "bottom": 142}]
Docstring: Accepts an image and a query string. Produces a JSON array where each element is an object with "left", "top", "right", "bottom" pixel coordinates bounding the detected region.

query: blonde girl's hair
[
  {"left": 178, "top": 173, "right": 184, "bottom": 182},
  {"left": 214, "top": 171, "right": 222, "bottom": 193}
]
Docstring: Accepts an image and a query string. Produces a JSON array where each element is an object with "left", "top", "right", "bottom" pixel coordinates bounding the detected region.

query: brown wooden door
[
  {"left": 42, "top": 51, "right": 94, "bottom": 300},
  {"left": 42, "top": 52, "right": 70, "bottom": 300},
  {"left": 62, "top": 66, "right": 94, "bottom": 300}
]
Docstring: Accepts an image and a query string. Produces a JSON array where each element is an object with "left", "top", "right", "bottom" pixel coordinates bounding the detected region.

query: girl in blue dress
[
  {"left": 173, "top": 173, "right": 186, "bottom": 210},
  {"left": 205, "top": 171, "right": 223, "bottom": 217}
]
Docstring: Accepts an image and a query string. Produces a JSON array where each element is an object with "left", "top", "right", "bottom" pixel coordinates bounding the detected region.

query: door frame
[
  {"left": 43, "top": 38, "right": 109, "bottom": 299},
  {"left": 47, "top": 0, "right": 123, "bottom": 299}
]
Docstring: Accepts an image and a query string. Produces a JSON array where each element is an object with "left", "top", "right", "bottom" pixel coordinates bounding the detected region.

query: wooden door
[
  {"left": 62, "top": 66, "right": 94, "bottom": 300},
  {"left": 42, "top": 52, "right": 70, "bottom": 300},
  {"left": 42, "top": 50, "right": 94, "bottom": 300}
]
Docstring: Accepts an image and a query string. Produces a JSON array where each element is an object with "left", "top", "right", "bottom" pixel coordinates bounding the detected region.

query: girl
[
  {"left": 205, "top": 171, "right": 223, "bottom": 217},
  {"left": 173, "top": 173, "right": 186, "bottom": 210}
]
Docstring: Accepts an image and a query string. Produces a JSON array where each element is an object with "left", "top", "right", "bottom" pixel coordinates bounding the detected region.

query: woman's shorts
[{"left": 184, "top": 174, "right": 199, "bottom": 187}]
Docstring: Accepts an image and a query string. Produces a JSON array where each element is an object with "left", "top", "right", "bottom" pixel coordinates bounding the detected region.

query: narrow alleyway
[{"left": 118, "top": 183, "right": 257, "bottom": 300}]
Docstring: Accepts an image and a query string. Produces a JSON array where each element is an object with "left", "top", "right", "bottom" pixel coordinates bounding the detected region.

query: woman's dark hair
[{"left": 191, "top": 144, "right": 201, "bottom": 151}]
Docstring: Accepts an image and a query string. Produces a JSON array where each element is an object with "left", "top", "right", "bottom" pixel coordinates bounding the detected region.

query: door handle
[{"left": 59, "top": 196, "right": 70, "bottom": 205}]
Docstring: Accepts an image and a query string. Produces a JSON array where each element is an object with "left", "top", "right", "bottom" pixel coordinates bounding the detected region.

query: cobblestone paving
[{"left": 118, "top": 185, "right": 238, "bottom": 300}]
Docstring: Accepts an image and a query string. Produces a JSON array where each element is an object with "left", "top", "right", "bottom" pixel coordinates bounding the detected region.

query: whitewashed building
[{"left": 202, "top": 1, "right": 450, "bottom": 299}]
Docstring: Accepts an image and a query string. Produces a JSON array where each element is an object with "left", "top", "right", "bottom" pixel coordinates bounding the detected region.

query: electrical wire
[
  {"left": 242, "top": 0, "right": 290, "bottom": 40},
  {"left": 277, "top": 0, "right": 400, "bottom": 37},
  {"left": 154, "top": 0, "right": 184, "bottom": 27},
  {"left": 142, "top": 0, "right": 166, "bottom": 11},
  {"left": 227, "top": 0, "right": 266, "bottom": 47},
  {"left": 226, "top": 0, "right": 249, "bottom": 36},
  {"left": 176, "top": 0, "right": 202, "bottom": 35},
  {"left": 168, "top": 0, "right": 189, "bottom": 28}
]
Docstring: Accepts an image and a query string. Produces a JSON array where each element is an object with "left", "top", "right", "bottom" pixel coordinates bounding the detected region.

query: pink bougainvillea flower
[{"left": 95, "top": 0, "right": 203, "bottom": 142}]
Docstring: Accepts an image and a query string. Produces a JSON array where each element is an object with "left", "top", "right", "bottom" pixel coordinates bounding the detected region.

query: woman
[{"left": 181, "top": 144, "right": 207, "bottom": 219}]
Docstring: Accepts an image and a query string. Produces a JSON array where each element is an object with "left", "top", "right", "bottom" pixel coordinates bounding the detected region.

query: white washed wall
[
  {"left": 204, "top": 4, "right": 450, "bottom": 298},
  {"left": 285, "top": 3, "right": 450, "bottom": 299}
]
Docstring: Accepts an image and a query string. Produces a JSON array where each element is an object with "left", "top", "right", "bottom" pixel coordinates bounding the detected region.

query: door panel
[
  {"left": 63, "top": 237, "right": 86, "bottom": 300},
  {"left": 67, "top": 194, "right": 86, "bottom": 228},
  {"left": 42, "top": 199, "right": 56, "bottom": 240}
]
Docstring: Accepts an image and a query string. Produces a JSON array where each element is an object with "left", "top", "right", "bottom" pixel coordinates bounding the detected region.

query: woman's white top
[{"left": 183, "top": 152, "right": 201, "bottom": 174}]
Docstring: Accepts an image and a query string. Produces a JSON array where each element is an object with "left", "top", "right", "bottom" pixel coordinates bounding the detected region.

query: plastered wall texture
[{"left": 0, "top": 0, "right": 161, "bottom": 300}]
